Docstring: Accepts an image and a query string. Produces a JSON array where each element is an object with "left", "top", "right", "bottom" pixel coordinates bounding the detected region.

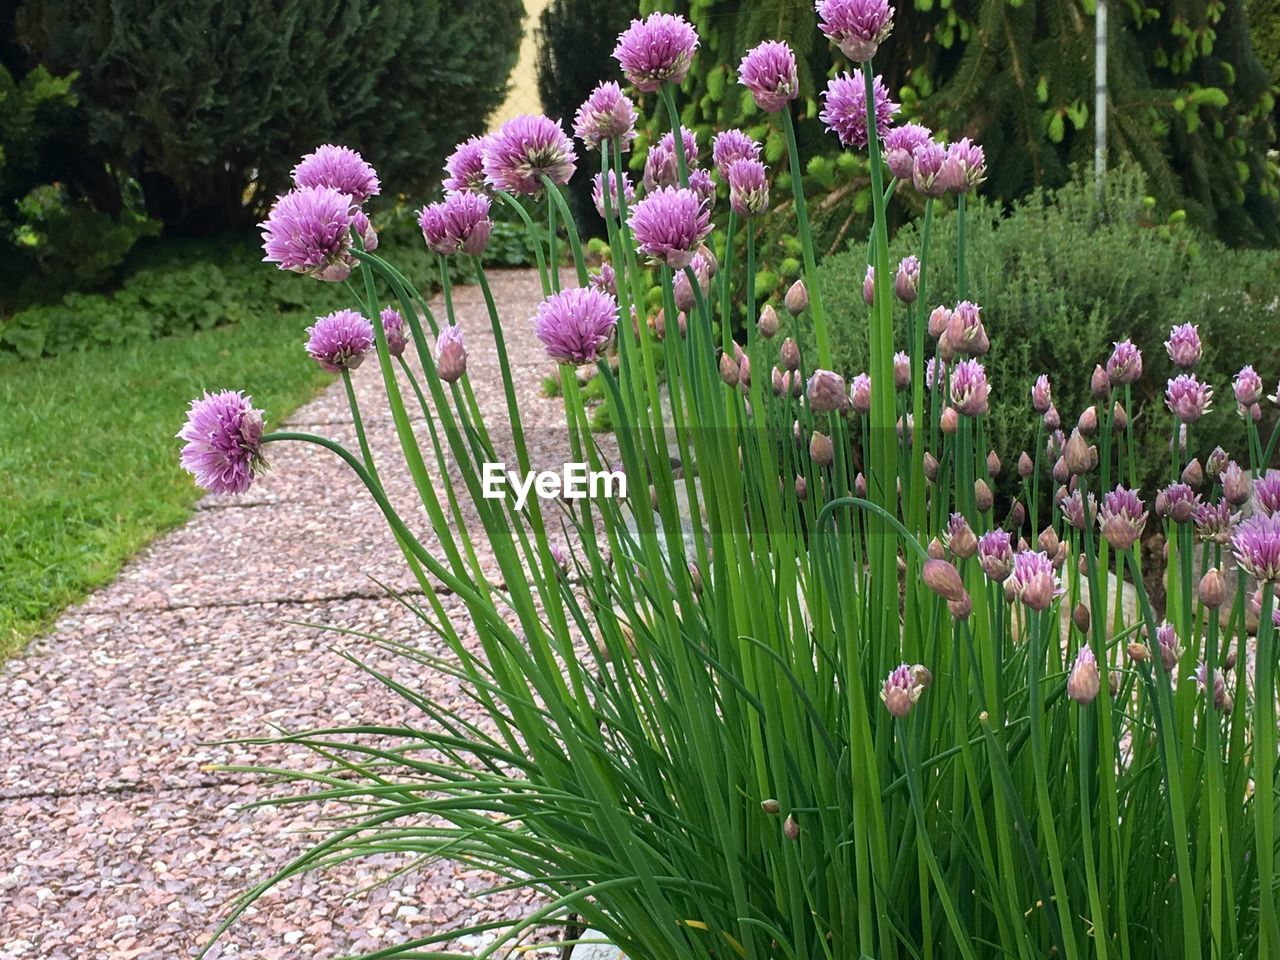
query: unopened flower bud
[
  {"left": 810, "top": 431, "right": 834, "bottom": 468},
  {"left": 1008, "top": 500, "right": 1026, "bottom": 529},
  {"left": 1199, "top": 568, "right": 1227, "bottom": 608},
  {"left": 687, "top": 562, "right": 703, "bottom": 595},
  {"left": 1067, "top": 645, "right": 1101, "bottom": 704},
  {"left": 1224, "top": 644, "right": 1238, "bottom": 671},
  {"left": 895, "top": 256, "right": 920, "bottom": 303},
  {"left": 975, "top": 479, "right": 993, "bottom": 512},
  {"left": 761, "top": 798, "right": 781, "bottom": 815},
  {"left": 923, "top": 452, "right": 939, "bottom": 482},
  {"left": 1127, "top": 641, "right": 1150, "bottom": 663},
  {"left": 784, "top": 279, "right": 808, "bottom": 316},
  {"left": 1078, "top": 406, "right": 1098, "bottom": 436},
  {"left": 855, "top": 473, "right": 867, "bottom": 497},
  {"left": 1052, "top": 456, "right": 1069, "bottom": 484},
  {"left": 1044, "top": 405, "right": 1061, "bottom": 430},
  {"left": 719, "top": 352, "right": 740, "bottom": 386},
  {"left": 1064, "top": 429, "right": 1093, "bottom": 475},
  {"left": 1038, "top": 527, "right": 1060, "bottom": 556},
  {"left": 1073, "top": 603, "right": 1091, "bottom": 634},
  {"left": 928, "top": 305, "right": 951, "bottom": 339},
  {"left": 949, "top": 594, "right": 973, "bottom": 620},
  {"left": 1181, "top": 458, "right": 1204, "bottom": 489},
  {"left": 807, "top": 369, "right": 848, "bottom": 413},
  {"left": 783, "top": 814, "right": 800, "bottom": 839},
  {"left": 757, "top": 304, "right": 779, "bottom": 338},
  {"left": 739, "top": 355, "right": 752, "bottom": 389},
  {"left": 794, "top": 475, "right": 808, "bottom": 501},
  {"left": 862, "top": 265, "right": 876, "bottom": 306},
  {"left": 923, "top": 558, "right": 967, "bottom": 602},
  {"left": 1206, "top": 446, "right": 1228, "bottom": 480},
  {"left": 1018, "top": 451, "right": 1034, "bottom": 478},
  {"left": 940, "top": 407, "right": 959, "bottom": 435},
  {"left": 1091, "top": 364, "right": 1111, "bottom": 398},
  {"left": 894, "top": 352, "right": 911, "bottom": 391},
  {"left": 780, "top": 338, "right": 801, "bottom": 372},
  {"left": 987, "top": 450, "right": 1002, "bottom": 478},
  {"left": 435, "top": 325, "right": 468, "bottom": 383},
  {"left": 1112, "top": 402, "right": 1128, "bottom": 431},
  {"left": 1221, "top": 461, "right": 1251, "bottom": 506},
  {"left": 927, "top": 537, "right": 946, "bottom": 560},
  {"left": 911, "top": 664, "right": 933, "bottom": 687},
  {"left": 1109, "top": 670, "right": 1122, "bottom": 697}
]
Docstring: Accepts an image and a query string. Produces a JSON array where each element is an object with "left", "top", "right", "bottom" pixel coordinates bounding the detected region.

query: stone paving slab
[{"left": 0, "top": 268, "right": 580, "bottom": 959}]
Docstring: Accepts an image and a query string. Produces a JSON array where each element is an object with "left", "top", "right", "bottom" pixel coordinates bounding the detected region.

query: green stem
[{"left": 781, "top": 109, "right": 831, "bottom": 368}]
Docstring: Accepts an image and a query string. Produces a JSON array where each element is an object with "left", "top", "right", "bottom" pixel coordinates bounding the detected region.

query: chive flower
[
  {"left": 894, "top": 255, "right": 919, "bottom": 302},
  {"left": 291, "top": 144, "right": 380, "bottom": 204},
  {"left": 419, "top": 191, "right": 493, "bottom": 256},
  {"left": 589, "top": 263, "right": 617, "bottom": 296},
  {"left": 1067, "top": 645, "right": 1101, "bottom": 704},
  {"left": 259, "top": 185, "right": 356, "bottom": 282},
  {"left": 380, "top": 306, "right": 408, "bottom": 359},
  {"left": 848, "top": 372, "right": 872, "bottom": 414},
  {"left": 573, "top": 82, "right": 639, "bottom": 151},
  {"left": 613, "top": 13, "right": 699, "bottom": 92},
  {"left": 1164, "top": 322, "right": 1202, "bottom": 369},
  {"left": 911, "top": 140, "right": 948, "bottom": 197},
  {"left": 938, "top": 138, "right": 986, "bottom": 193},
  {"left": 1154, "top": 622, "right": 1183, "bottom": 672},
  {"left": 1222, "top": 460, "right": 1253, "bottom": 505},
  {"left": 977, "top": 529, "right": 1014, "bottom": 582},
  {"left": 728, "top": 158, "right": 770, "bottom": 217},
  {"left": 443, "top": 136, "right": 491, "bottom": 194},
  {"left": 1099, "top": 485, "right": 1148, "bottom": 550},
  {"left": 628, "top": 186, "right": 712, "bottom": 269},
  {"left": 483, "top": 115, "right": 577, "bottom": 195},
  {"left": 882, "top": 124, "right": 933, "bottom": 180},
  {"left": 1234, "top": 364, "right": 1263, "bottom": 407},
  {"left": 943, "top": 300, "right": 988, "bottom": 356},
  {"left": 1165, "top": 374, "right": 1213, "bottom": 423},
  {"left": 1031, "top": 375, "right": 1052, "bottom": 413},
  {"left": 350, "top": 209, "right": 378, "bottom": 252},
  {"left": 881, "top": 663, "right": 923, "bottom": 717},
  {"left": 1194, "top": 499, "right": 1236, "bottom": 545},
  {"left": 816, "top": 0, "right": 895, "bottom": 62},
  {"left": 1007, "top": 551, "right": 1061, "bottom": 611},
  {"left": 819, "top": 73, "right": 897, "bottom": 149},
  {"left": 644, "top": 127, "right": 700, "bottom": 191},
  {"left": 949, "top": 359, "right": 990, "bottom": 416},
  {"left": 808, "top": 369, "right": 849, "bottom": 413},
  {"left": 178, "top": 390, "right": 268, "bottom": 495},
  {"left": 688, "top": 168, "right": 717, "bottom": 207},
  {"left": 738, "top": 40, "right": 799, "bottom": 113},
  {"left": 712, "top": 129, "right": 761, "bottom": 177},
  {"left": 592, "top": 170, "right": 636, "bottom": 218},
  {"left": 306, "top": 309, "right": 375, "bottom": 373},
  {"left": 1060, "top": 489, "right": 1098, "bottom": 531},
  {"left": 1194, "top": 661, "right": 1232, "bottom": 712},
  {"left": 1256, "top": 473, "right": 1280, "bottom": 517},
  {"left": 533, "top": 287, "right": 619, "bottom": 366},
  {"left": 1106, "top": 339, "right": 1143, "bottom": 385},
  {"left": 435, "top": 324, "right": 467, "bottom": 383}
]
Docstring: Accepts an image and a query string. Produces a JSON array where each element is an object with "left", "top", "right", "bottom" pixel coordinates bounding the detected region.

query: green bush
[
  {"left": 9, "top": 0, "right": 522, "bottom": 234},
  {"left": 814, "top": 169, "right": 1280, "bottom": 494}
]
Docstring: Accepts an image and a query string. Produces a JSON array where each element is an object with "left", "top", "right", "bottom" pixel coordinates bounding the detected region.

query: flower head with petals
[
  {"left": 911, "top": 140, "right": 947, "bottom": 197},
  {"left": 443, "top": 136, "right": 491, "bottom": 193},
  {"left": 1107, "top": 339, "right": 1143, "bottom": 385},
  {"left": 306, "top": 310, "right": 375, "bottom": 373},
  {"left": 1166, "top": 374, "right": 1213, "bottom": 423},
  {"left": 816, "top": 0, "right": 895, "bottom": 62},
  {"left": 574, "top": 82, "right": 639, "bottom": 151},
  {"left": 419, "top": 192, "right": 493, "bottom": 256},
  {"left": 178, "top": 390, "right": 267, "bottom": 495},
  {"left": 483, "top": 115, "right": 577, "bottom": 195},
  {"left": 738, "top": 41, "right": 799, "bottom": 113},
  {"left": 728, "top": 158, "right": 770, "bottom": 217},
  {"left": 820, "top": 72, "right": 897, "bottom": 148},
  {"left": 259, "top": 186, "right": 356, "bottom": 281},
  {"left": 533, "top": 287, "right": 619, "bottom": 365},
  {"left": 1007, "top": 551, "right": 1063, "bottom": 611},
  {"left": 613, "top": 13, "right": 699, "bottom": 92},
  {"left": 882, "top": 123, "right": 932, "bottom": 180},
  {"left": 712, "top": 129, "right": 761, "bottom": 177},
  {"left": 380, "top": 306, "right": 408, "bottom": 359},
  {"left": 1164, "top": 323, "right": 1202, "bottom": 369},
  {"left": 628, "top": 186, "right": 712, "bottom": 269},
  {"left": 291, "top": 144, "right": 380, "bottom": 204}
]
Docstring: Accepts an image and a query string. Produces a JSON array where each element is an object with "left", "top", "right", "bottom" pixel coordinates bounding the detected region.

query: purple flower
[
  {"left": 977, "top": 529, "right": 1014, "bottom": 582},
  {"left": 613, "top": 13, "right": 699, "bottom": 92},
  {"left": 943, "top": 300, "right": 988, "bottom": 356},
  {"left": 1099, "top": 485, "right": 1148, "bottom": 550},
  {"left": 483, "top": 115, "right": 577, "bottom": 195},
  {"left": 1007, "top": 551, "right": 1062, "bottom": 611},
  {"left": 925, "top": 356, "right": 948, "bottom": 390},
  {"left": 911, "top": 140, "right": 948, "bottom": 197},
  {"left": 1194, "top": 499, "right": 1237, "bottom": 545},
  {"left": 350, "top": 209, "right": 378, "bottom": 251},
  {"left": 1067, "top": 645, "right": 1100, "bottom": 704},
  {"left": 1257, "top": 473, "right": 1280, "bottom": 517},
  {"left": 380, "top": 307, "right": 408, "bottom": 359},
  {"left": 644, "top": 127, "right": 700, "bottom": 192},
  {"left": 950, "top": 359, "right": 990, "bottom": 417},
  {"left": 1157, "top": 482, "right": 1201, "bottom": 523},
  {"left": 1234, "top": 365, "right": 1264, "bottom": 407},
  {"left": 259, "top": 186, "right": 356, "bottom": 282},
  {"left": 573, "top": 82, "right": 639, "bottom": 150},
  {"left": 1222, "top": 460, "right": 1253, "bottom": 505},
  {"left": 738, "top": 40, "right": 799, "bottom": 113},
  {"left": 1194, "top": 661, "right": 1231, "bottom": 712},
  {"left": 881, "top": 663, "right": 923, "bottom": 717},
  {"left": 945, "top": 513, "right": 977, "bottom": 558},
  {"left": 1060, "top": 489, "right": 1098, "bottom": 531},
  {"left": 177, "top": 390, "right": 268, "bottom": 495},
  {"left": 443, "top": 136, "right": 490, "bottom": 193},
  {"left": 894, "top": 255, "right": 920, "bottom": 302},
  {"left": 1166, "top": 374, "right": 1213, "bottom": 423},
  {"left": 849, "top": 372, "right": 872, "bottom": 414},
  {"left": 894, "top": 351, "right": 911, "bottom": 390},
  {"left": 673, "top": 253, "right": 712, "bottom": 312},
  {"left": 1154, "top": 622, "right": 1183, "bottom": 672},
  {"left": 938, "top": 138, "right": 986, "bottom": 193},
  {"left": 728, "top": 158, "right": 770, "bottom": 217},
  {"left": 533, "top": 287, "right": 619, "bottom": 365},
  {"left": 419, "top": 192, "right": 493, "bottom": 256},
  {"left": 882, "top": 124, "right": 933, "bottom": 180},
  {"left": 291, "top": 144, "right": 380, "bottom": 204},
  {"left": 435, "top": 324, "right": 467, "bottom": 383},
  {"left": 808, "top": 369, "right": 850, "bottom": 413},
  {"left": 688, "top": 168, "right": 717, "bottom": 207},
  {"left": 306, "top": 309, "right": 375, "bottom": 373},
  {"left": 628, "top": 186, "right": 712, "bottom": 269},
  {"left": 816, "top": 0, "right": 895, "bottom": 62},
  {"left": 588, "top": 263, "right": 617, "bottom": 296},
  {"left": 1031, "top": 375, "right": 1052, "bottom": 413},
  {"left": 1107, "top": 339, "right": 1143, "bottom": 385},
  {"left": 712, "top": 129, "right": 761, "bottom": 177},
  {"left": 592, "top": 170, "right": 636, "bottom": 218},
  {"left": 862, "top": 265, "right": 876, "bottom": 306},
  {"left": 1164, "top": 323, "right": 1202, "bottom": 369},
  {"left": 819, "top": 73, "right": 897, "bottom": 149}
]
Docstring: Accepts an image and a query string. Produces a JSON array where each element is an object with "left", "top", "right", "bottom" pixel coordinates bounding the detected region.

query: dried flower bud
[
  {"left": 757, "top": 304, "right": 779, "bottom": 338},
  {"left": 923, "top": 558, "right": 967, "bottom": 603},
  {"left": 1018, "top": 451, "right": 1034, "bottom": 479},
  {"left": 780, "top": 337, "right": 801, "bottom": 372},
  {"left": 987, "top": 450, "right": 1002, "bottom": 478},
  {"left": 810, "top": 431, "right": 834, "bottom": 468},
  {"left": 1127, "top": 641, "right": 1150, "bottom": 663},
  {"left": 911, "top": 663, "right": 933, "bottom": 687},
  {"left": 784, "top": 279, "right": 808, "bottom": 316},
  {"left": 1199, "top": 568, "right": 1227, "bottom": 609},
  {"left": 761, "top": 798, "right": 781, "bottom": 815}
]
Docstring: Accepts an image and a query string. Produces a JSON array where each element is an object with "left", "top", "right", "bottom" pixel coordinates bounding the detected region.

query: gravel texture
[{"left": 0, "top": 269, "right": 583, "bottom": 959}]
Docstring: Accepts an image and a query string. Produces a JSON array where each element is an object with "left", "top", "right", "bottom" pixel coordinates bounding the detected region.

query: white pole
[{"left": 1095, "top": 0, "right": 1108, "bottom": 204}]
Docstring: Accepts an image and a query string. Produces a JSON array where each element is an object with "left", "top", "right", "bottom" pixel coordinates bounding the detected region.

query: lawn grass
[{"left": 0, "top": 307, "right": 333, "bottom": 658}]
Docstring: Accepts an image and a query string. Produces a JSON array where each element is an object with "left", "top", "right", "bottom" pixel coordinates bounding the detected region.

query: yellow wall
[{"left": 490, "top": 0, "right": 551, "bottom": 128}]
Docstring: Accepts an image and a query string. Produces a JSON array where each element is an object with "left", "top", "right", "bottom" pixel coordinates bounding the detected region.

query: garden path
[{"left": 0, "top": 269, "right": 586, "bottom": 960}]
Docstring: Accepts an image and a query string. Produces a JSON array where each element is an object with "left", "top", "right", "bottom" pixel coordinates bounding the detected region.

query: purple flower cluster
[
  {"left": 573, "top": 82, "right": 639, "bottom": 151},
  {"left": 592, "top": 170, "right": 637, "bottom": 218},
  {"left": 728, "top": 159, "right": 770, "bottom": 217},
  {"left": 712, "top": 129, "right": 761, "bottom": 177},
  {"left": 483, "top": 115, "right": 577, "bottom": 195},
  {"left": 738, "top": 41, "right": 799, "bottom": 113},
  {"left": 177, "top": 390, "right": 267, "bottom": 495},
  {"left": 613, "top": 13, "right": 699, "bottom": 92},
  {"left": 816, "top": 0, "right": 895, "bottom": 62},
  {"left": 819, "top": 73, "right": 897, "bottom": 149},
  {"left": 533, "top": 288, "right": 619, "bottom": 366},
  {"left": 629, "top": 187, "right": 713, "bottom": 269},
  {"left": 259, "top": 185, "right": 357, "bottom": 282},
  {"left": 443, "top": 136, "right": 490, "bottom": 194},
  {"left": 306, "top": 310, "right": 375, "bottom": 373},
  {"left": 419, "top": 192, "right": 493, "bottom": 256},
  {"left": 292, "top": 145, "right": 381, "bottom": 204},
  {"left": 882, "top": 123, "right": 932, "bottom": 180},
  {"left": 380, "top": 307, "right": 408, "bottom": 359}
]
